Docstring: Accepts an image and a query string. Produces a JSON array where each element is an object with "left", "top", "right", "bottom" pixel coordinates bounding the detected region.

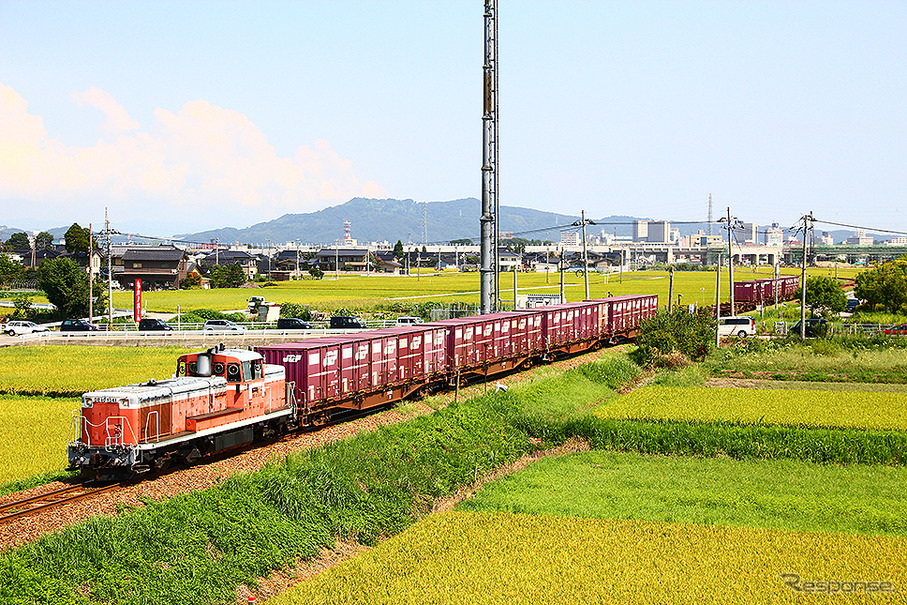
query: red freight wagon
[
  {"left": 735, "top": 276, "right": 801, "bottom": 305},
  {"left": 427, "top": 311, "right": 541, "bottom": 378},
  {"left": 601, "top": 294, "right": 658, "bottom": 335},
  {"left": 257, "top": 325, "right": 446, "bottom": 425},
  {"left": 520, "top": 301, "right": 602, "bottom": 355}
]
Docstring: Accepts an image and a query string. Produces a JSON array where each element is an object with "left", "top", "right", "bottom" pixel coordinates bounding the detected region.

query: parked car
[
  {"left": 880, "top": 323, "right": 907, "bottom": 336},
  {"left": 790, "top": 318, "right": 828, "bottom": 338},
  {"left": 717, "top": 316, "right": 756, "bottom": 338},
  {"left": 845, "top": 298, "right": 860, "bottom": 313},
  {"left": 138, "top": 318, "right": 174, "bottom": 331},
  {"left": 202, "top": 319, "right": 245, "bottom": 332},
  {"left": 395, "top": 316, "right": 424, "bottom": 326},
  {"left": 4, "top": 320, "right": 50, "bottom": 336},
  {"left": 276, "top": 317, "right": 312, "bottom": 330},
  {"left": 329, "top": 316, "right": 368, "bottom": 329},
  {"left": 60, "top": 319, "right": 99, "bottom": 332}
]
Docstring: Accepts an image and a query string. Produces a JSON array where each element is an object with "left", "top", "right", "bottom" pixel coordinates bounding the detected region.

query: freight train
[
  {"left": 67, "top": 295, "right": 657, "bottom": 478},
  {"left": 733, "top": 275, "right": 800, "bottom": 311}
]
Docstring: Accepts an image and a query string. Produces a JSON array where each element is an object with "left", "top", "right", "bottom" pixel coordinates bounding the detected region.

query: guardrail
[
  {"left": 774, "top": 322, "right": 899, "bottom": 336},
  {"left": 10, "top": 318, "right": 417, "bottom": 343}
]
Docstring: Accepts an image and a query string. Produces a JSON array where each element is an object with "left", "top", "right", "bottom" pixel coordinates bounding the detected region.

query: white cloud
[
  {"left": 71, "top": 87, "right": 141, "bottom": 134},
  {"left": 0, "top": 83, "right": 388, "bottom": 232}
]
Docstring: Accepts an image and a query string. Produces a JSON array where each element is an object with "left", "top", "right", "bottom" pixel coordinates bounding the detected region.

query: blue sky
[{"left": 1, "top": 1, "right": 905, "bottom": 237}]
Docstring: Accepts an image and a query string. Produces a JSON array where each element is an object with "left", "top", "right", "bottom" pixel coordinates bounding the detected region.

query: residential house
[
  {"left": 118, "top": 245, "right": 189, "bottom": 289},
  {"left": 203, "top": 250, "right": 259, "bottom": 280}
]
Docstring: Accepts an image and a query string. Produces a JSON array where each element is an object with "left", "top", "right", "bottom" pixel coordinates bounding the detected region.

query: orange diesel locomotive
[{"left": 68, "top": 345, "right": 291, "bottom": 478}]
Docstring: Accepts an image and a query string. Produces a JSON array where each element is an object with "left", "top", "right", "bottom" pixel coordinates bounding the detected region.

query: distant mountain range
[
  {"left": 0, "top": 198, "right": 892, "bottom": 247},
  {"left": 174, "top": 198, "right": 590, "bottom": 246}
]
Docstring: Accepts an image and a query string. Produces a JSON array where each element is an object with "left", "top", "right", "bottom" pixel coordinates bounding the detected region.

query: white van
[{"left": 718, "top": 316, "right": 756, "bottom": 338}]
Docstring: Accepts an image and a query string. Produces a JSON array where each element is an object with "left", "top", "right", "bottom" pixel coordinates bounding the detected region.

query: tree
[
  {"left": 393, "top": 240, "right": 404, "bottom": 260},
  {"left": 854, "top": 258, "right": 907, "bottom": 314},
  {"left": 5, "top": 232, "right": 30, "bottom": 252},
  {"left": 11, "top": 293, "right": 32, "bottom": 319},
  {"left": 37, "top": 258, "right": 90, "bottom": 318},
  {"left": 308, "top": 266, "right": 324, "bottom": 280},
  {"left": 64, "top": 223, "right": 91, "bottom": 254},
  {"left": 209, "top": 264, "right": 246, "bottom": 288},
  {"left": 795, "top": 276, "right": 847, "bottom": 317},
  {"left": 34, "top": 231, "right": 54, "bottom": 251},
  {"left": 181, "top": 273, "right": 202, "bottom": 289},
  {"left": 0, "top": 254, "right": 24, "bottom": 285}
]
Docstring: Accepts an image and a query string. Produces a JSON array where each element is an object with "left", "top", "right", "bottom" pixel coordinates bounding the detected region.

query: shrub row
[{"left": 575, "top": 417, "right": 907, "bottom": 466}]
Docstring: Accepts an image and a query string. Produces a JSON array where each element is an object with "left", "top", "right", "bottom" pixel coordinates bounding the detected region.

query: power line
[{"left": 812, "top": 218, "right": 907, "bottom": 237}]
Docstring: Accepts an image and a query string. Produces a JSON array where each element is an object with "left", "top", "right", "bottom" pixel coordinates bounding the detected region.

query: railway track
[{"left": 0, "top": 482, "right": 123, "bottom": 524}]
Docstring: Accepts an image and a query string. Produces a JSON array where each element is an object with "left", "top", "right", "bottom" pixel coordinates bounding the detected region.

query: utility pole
[
  {"left": 88, "top": 223, "right": 93, "bottom": 321},
  {"left": 581, "top": 210, "right": 590, "bottom": 300},
  {"left": 513, "top": 264, "right": 518, "bottom": 310},
  {"left": 799, "top": 212, "right": 814, "bottom": 340},
  {"left": 668, "top": 267, "right": 675, "bottom": 313},
  {"left": 718, "top": 208, "right": 741, "bottom": 317},
  {"left": 727, "top": 207, "right": 735, "bottom": 316},
  {"left": 774, "top": 258, "right": 780, "bottom": 310},
  {"left": 559, "top": 248, "right": 565, "bottom": 303},
  {"left": 479, "top": 0, "right": 498, "bottom": 314},
  {"left": 715, "top": 252, "right": 722, "bottom": 347},
  {"left": 105, "top": 209, "right": 113, "bottom": 328},
  {"left": 267, "top": 239, "right": 272, "bottom": 281}
]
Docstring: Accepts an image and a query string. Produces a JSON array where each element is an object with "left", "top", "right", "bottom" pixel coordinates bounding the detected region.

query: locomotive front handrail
[{"left": 144, "top": 411, "right": 160, "bottom": 444}]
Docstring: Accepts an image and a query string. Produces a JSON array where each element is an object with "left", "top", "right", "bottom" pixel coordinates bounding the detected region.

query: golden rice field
[
  {"left": 0, "top": 395, "right": 77, "bottom": 485},
  {"left": 0, "top": 346, "right": 192, "bottom": 396},
  {"left": 270, "top": 511, "right": 906, "bottom": 605},
  {"left": 100, "top": 266, "right": 833, "bottom": 314},
  {"left": 595, "top": 385, "right": 907, "bottom": 431}
]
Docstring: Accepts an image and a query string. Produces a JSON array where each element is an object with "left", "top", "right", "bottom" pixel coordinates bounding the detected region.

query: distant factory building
[{"left": 633, "top": 220, "right": 648, "bottom": 242}]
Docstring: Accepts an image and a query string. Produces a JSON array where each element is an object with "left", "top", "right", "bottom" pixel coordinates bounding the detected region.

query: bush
[{"left": 631, "top": 309, "right": 715, "bottom": 367}]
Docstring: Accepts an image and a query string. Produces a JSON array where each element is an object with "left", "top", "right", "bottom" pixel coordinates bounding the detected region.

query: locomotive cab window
[
  {"left": 226, "top": 363, "right": 242, "bottom": 382},
  {"left": 242, "top": 360, "right": 255, "bottom": 381}
]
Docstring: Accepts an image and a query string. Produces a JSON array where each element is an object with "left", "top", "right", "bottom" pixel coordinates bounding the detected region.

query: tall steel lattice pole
[{"left": 480, "top": 0, "right": 498, "bottom": 314}]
